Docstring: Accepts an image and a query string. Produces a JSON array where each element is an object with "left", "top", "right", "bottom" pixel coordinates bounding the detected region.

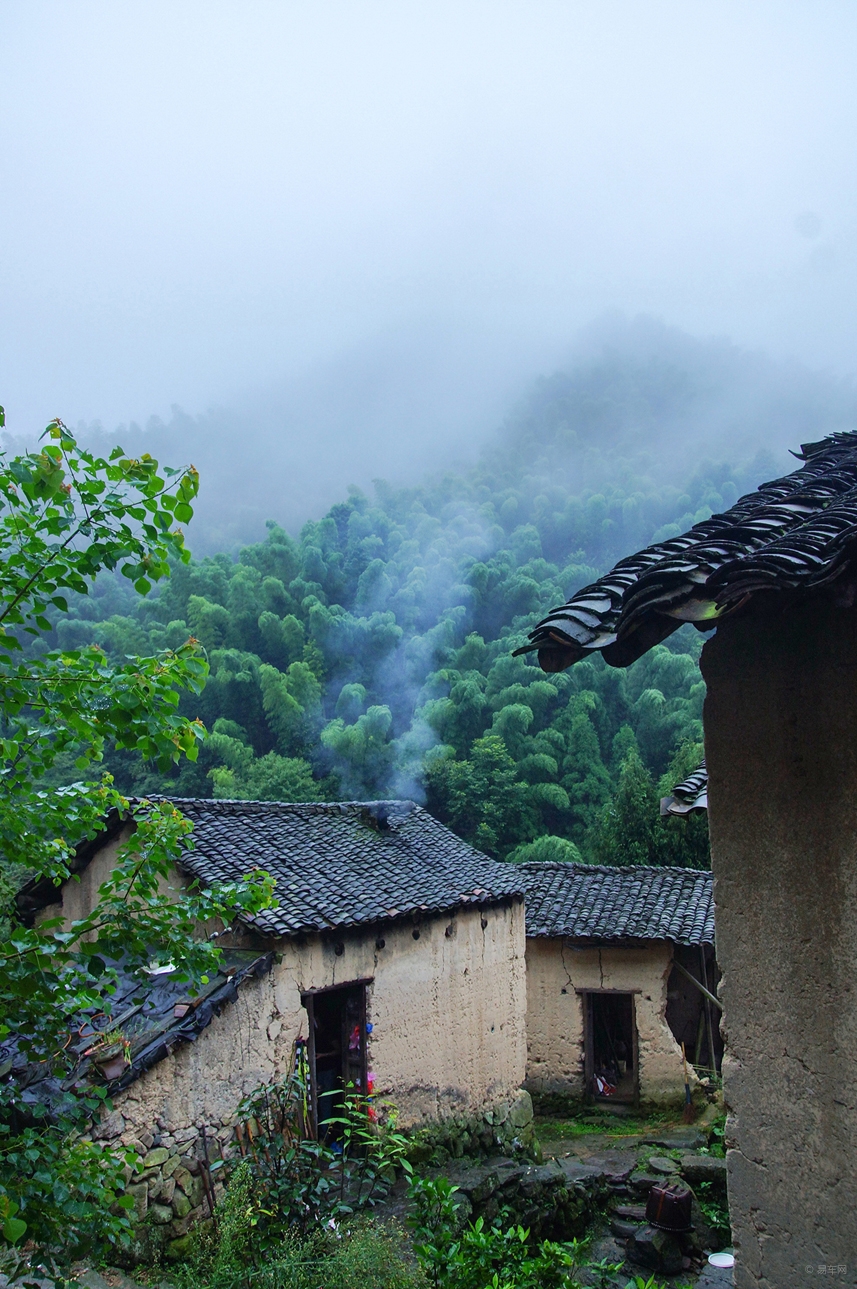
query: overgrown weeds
[
  {"left": 173, "top": 1212, "right": 425, "bottom": 1289},
  {"left": 227, "top": 1068, "right": 410, "bottom": 1247}
]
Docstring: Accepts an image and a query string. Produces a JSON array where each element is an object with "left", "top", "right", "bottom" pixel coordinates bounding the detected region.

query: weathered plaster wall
[
  {"left": 101, "top": 898, "right": 527, "bottom": 1251},
  {"left": 703, "top": 601, "right": 857, "bottom": 1288},
  {"left": 524, "top": 937, "right": 690, "bottom": 1104},
  {"left": 117, "top": 899, "right": 526, "bottom": 1136},
  {"left": 37, "top": 824, "right": 184, "bottom": 932}
]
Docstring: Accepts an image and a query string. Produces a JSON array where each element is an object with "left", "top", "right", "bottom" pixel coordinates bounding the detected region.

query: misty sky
[{"left": 2, "top": 1, "right": 857, "bottom": 508}]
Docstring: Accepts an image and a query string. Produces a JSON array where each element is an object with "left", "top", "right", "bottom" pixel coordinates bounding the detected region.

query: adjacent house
[
  {"left": 13, "top": 798, "right": 529, "bottom": 1249},
  {"left": 519, "top": 862, "right": 717, "bottom": 1107},
  {"left": 517, "top": 428, "right": 857, "bottom": 1286}
]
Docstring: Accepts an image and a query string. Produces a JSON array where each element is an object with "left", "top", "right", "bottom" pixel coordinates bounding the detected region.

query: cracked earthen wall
[
  {"left": 702, "top": 602, "right": 857, "bottom": 1289},
  {"left": 116, "top": 898, "right": 527, "bottom": 1136},
  {"left": 524, "top": 937, "right": 689, "bottom": 1104}
]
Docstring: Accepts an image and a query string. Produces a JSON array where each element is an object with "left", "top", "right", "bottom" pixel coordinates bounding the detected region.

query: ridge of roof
[
  {"left": 518, "top": 860, "right": 714, "bottom": 945},
  {"left": 516, "top": 429, "right": 857, "bottom": 670}
]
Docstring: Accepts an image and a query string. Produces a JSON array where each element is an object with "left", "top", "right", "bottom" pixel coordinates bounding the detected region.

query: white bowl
[{"left": 708, "top": 1251, "right": 735, "bottom": 1268}]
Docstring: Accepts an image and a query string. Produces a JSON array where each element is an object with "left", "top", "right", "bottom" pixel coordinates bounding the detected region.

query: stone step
[
  {"left": 611, "top": 1218, "right": 643, "bottom": 1239},
  {"left": 680, "top": 1154, "right": 727, "bottom": 1184},
  {"left": 614, "top": 1203, "right": 648, "bottom": 1221},
  {"left": 648, "top": 1154, "right": 680, "bottom": 1175}
]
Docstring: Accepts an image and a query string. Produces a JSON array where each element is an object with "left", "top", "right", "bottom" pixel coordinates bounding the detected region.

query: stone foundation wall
[{"left": 93, "top": 1109, "right": 226, "bottom": 1259}]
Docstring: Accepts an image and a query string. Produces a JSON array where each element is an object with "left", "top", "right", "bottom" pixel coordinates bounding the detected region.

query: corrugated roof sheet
[
  {"left": 519, "top": 861, "right": 714, "bottom": 944},
  {"left": 516, "top": 430, "right": 857, "bottom": 671},
  {"left": 660, "top": 761, "right": 709, "bottom": 817},
  {"left": 167, "top": 798, "right": 523, "bottom": 936}
]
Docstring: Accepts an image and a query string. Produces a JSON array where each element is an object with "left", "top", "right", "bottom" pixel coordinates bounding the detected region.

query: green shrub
[
  {"left": 231, "top": 1070, "right": 411, "bottom": 1247},
  {"left": 407, "top": 1175, "right": 591, "bottom": 1289}
]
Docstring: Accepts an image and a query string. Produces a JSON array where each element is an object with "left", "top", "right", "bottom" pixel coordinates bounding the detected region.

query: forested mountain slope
[{"left": 42, "top": 335, "right": 857, "bottom": 866}]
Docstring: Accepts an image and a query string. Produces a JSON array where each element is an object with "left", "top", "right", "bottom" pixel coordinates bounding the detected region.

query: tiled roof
[
  {"left": 519, "top": 862, "right": 714, "bottom": 945},
  {"left": 516, "top": 430, "right": 857, "bottom": 671},
  {"left": 660, "top": 761, "right": 708, "bottom": 817},
  {"left": 167, "top": 799, "right": 523, "bottom": 937},
  {"left": 2, "top": 950, "right": 273, "bottom": 1117}
]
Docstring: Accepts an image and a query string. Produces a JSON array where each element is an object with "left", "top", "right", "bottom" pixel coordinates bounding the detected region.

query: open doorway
[
  {"left": 302, "top": 980, "right": 369, "bottom": 1140},
  {"left": 583, "top": 991, "right": 638, "bottom": 1104}
]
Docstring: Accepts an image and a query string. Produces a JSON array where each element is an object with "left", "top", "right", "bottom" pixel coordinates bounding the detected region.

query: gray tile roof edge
[
  {"left": 516, "top": 428, "right": 857, "bottom": 670},
  {"left": 17, "top": 798, "right": 525, "bottom": 934},
  {"left": 517, "top": 860, "right": 715, "bottom": 946},
  {"left": 235, "top": 893, "right": 525, "bottom": 941}
]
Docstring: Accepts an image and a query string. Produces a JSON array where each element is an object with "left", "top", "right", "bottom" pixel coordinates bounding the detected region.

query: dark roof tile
[
  {"left": 660, "top": 762, "right": 708, "bottom": 817},
  {"left": 167, "top": 798, "right": 523, "bottom": 936},
  {"left": 516, "top": 430, "right": 857, "bottom": 670},
  {"left": 519, "top": 862, "right": 714, "bottom": 944}
]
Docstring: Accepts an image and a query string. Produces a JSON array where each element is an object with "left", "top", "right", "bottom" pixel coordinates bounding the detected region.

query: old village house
[
  {"left": 14, "top": 799, "right": 530, "bottom": 1253},
  {"left": 520, "top": 862, "right": 718, "bottom": 1107},
  {"left": 518, "top": 427, "right": 857, "bottom": 1286}
]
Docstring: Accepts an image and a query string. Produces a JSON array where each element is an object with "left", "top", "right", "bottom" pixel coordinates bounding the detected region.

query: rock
[
  {"left": 648, "top": 1155, "right": 680, "bottom": 1175},
  {"left": 149, "top": 1202, "right": 173, "bottom": 1225},
  {"left": 518, "top": 1161, "right": 564, "bottom": 1198},
  {"left": 644, "top": 1128, "right": 707, "bottom": 1150},
  {"left": 696, "top": 1261, "right": 734, "bottom": 1287},
  {"left": 578, "top": 1229, "right": 628, "bottom": 1280},
  {"left": 184, "top": 1174, "right": 206, "bottom": 1207},
  {"left": 680, "top": 1154, "right": 727, "bottom": 1184},
  {"left": 614, "top": 1203, "right": 648, "bottom": 1221},
  {"left": 93, "top": 1109, "right": 125, "bottom": 1140},
  {"left": 125, "top": 1182, "right": 148, "bottom": 1222},
  {"left": 626, "top": 1224, "right": 685, "bottom": 1276},
  {"left": 691, "top": 1197, "right": 719, "bottom": 1251},
  {"left": 579, "top": 1151, "right": 637, "bottom": 1184},
  {"left": 174, "top": 1126, "right": 199, "bottom": 1144},
  {"left": 142, "top": 1146, "right": 170, "bottom": 1170},
  {"left": 629, "top": 1171, "right": 662, "bottom": 1194},
  {"left": 454, "top": 1164, "right": 504, "bottom": 1203},
  {"left": 163, "top": 1153, "right": 181, "bottom": 1178},
  {"left": 165, "top": 1232, "right": 197, "bottom": 1260},
  {"left": 159, "top": 1177, "right": 176, "bottom": 1204},
  {"left": 172, "top": 1190, "right": 192, "bottom": 1219},
  {"left": 611, "top": 1218, "right": 642, "bottom": 1239},
  {"left": 556, "top": 1158, "right": 607, "bottom": 1189},
  {"left": 508, "top": 1091, "right": 534, "bottom": 1130}
]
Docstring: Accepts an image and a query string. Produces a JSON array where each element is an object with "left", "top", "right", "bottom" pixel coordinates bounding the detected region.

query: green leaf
[{"left": 2, "top": 1215, "right": 27, "bottom": 1244}]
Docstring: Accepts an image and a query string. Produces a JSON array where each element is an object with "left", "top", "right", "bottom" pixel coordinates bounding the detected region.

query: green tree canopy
[{"left": 0, "top": 413, "right": 272, "bottom": 1270}]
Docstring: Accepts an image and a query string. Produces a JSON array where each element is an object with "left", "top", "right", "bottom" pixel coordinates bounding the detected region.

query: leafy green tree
[
  {"left": 507, "top": 835, "right": 583, "bottom": 864},
  {"left": 207, "top": 731, "right": 323, "bottom": 801},
  {"left": 42, "top": 349, "right": 750, "bottom": 869},
  {"left": 590, "top": 746, "right": 661, "bottom": 865},
  {"left": 321, "top": 705, "right": 395, "bottom": 798},
  {"left": 0, "top": 413, "right": 272, "bottom": 1270},
  {"left": 425, "top": 734, "right": 535, "bottom": 858}
]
